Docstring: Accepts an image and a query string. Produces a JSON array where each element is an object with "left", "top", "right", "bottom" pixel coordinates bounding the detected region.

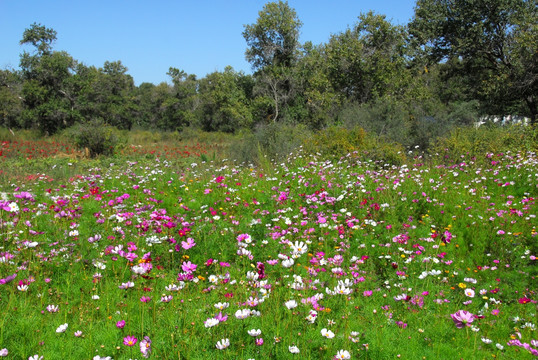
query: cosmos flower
[
  {"left": 289, "top": 345, "right": 300, "bottom": 354},
  {"left": 451, "top": 310, "right": 475, "bottom": 328},
  {"left": 321, "top": 328, "right": 335, "bottom": 339},
  {"left": 285, "top": 300, "right": 298, "bottom": 309},
  {"left": 464, "top": 289, "right": 475, "bottom": 298},
  {"left": 204, "top": 318, "right": 219, "bottom": 328},
  {"left": 140, "top": 336, "right": 151, "bottom": 358},
  {"left": 56, "top": 323, "right": 68, "bottom": 333},
  {"left": 335, "top": 350, "right": 351, "bottom": 359},
  {"left": 216, "top": 338, "right": 230, "bottom": 350},
  {"left": 235, "top": 309, "right": 251, "bottom": 319},
  {"left": 248, "top": 329, "right": 261, "bottom": 337},
  {"left": 123, "top": 335, "right": 138, "bottom": 346}
]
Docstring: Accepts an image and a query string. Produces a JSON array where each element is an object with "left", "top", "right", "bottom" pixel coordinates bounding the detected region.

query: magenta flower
[
  {"left": 140, "top": 296, "right": 151, "bottom": 303},
  {"left": 123, "top": 335, "right": 138, "bottom": 347},
  {"left": 255, "top": 338, "right": 264, "bottom": 346},
  {"left": 116, "top": 320, "right": 126, "bottom": 329},
  {"left": 451, "top": 310, "right": 475, "bottom": 328},
  {"left": 181, "top": 261, "right": 197, "bottom": 273}
]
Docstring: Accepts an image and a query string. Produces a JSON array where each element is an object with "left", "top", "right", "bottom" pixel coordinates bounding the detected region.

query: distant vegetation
[{"left": 0, "top": 0, "right": 535, "bottom": 153}]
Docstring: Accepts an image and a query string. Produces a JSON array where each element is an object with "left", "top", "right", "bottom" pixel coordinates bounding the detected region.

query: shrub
[{"left": 67, "top": 119, "right": 123, "bottom": 157}]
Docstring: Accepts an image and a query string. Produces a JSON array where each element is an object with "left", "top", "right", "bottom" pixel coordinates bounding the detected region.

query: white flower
[
  {"left": 56, "top": 323, "right": 68, "bottom": 333},
  {"left": 235, "top": 308, "right": 251, "bottom": 319},
  {"left": 496, "top": 343, "right": 504, "bottom": 350},
  {"left": 204, "top": 318, "right": 219, "bottom": 328},
  {"left": 464, "top": 289, "right": 475, "bottom": 298},
  {"left": 334, "top": 285, "right": 351, "bottom": 295},
  {"left": 291, "top": 241, "right": 307, "bottom": 255},
  {"left": 214, "top": 302, "right": 229, "bottom": 310},
  {"left": 215, "top": 338, "right": 230, "bottom": 350},
  {"left": 282, "top": 258, "right": 294, "bottom": 268},
  {"left": 28, "top": 356, "right": 43, "bottom": 360},
  {"left": 46, "top": 304, "right": 59, "bottom": 313},
  {"left": 284, "top": 300, "right": 298, "bottom": 309},
  {"left": 0, "top": 348, "right": 8, "bottom": 356},
  {"left": 8, "top": 202, "right": 19, "bottom": 212},
  {"left": 321, "top": 328, "right": 335, "bottom": 339},
  {"left": 335, "top": 350, "right": 351, "bottom": 359},
  {"left": 92, "top": 295, "right": 100, "bottom": 300},
  {"left": 248, "top": 329, "right": 262, "bottom": 337},
  {"left": 289, "top": 345, "right": 300, "bottom": 354},
  {"left": 481, "top": 337, "right": 492, "bottom": 344}
]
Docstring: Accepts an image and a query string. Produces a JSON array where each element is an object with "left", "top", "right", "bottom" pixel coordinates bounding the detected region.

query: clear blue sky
[{"left": 0, "top": 0, "right": 417, "bottom": 86}]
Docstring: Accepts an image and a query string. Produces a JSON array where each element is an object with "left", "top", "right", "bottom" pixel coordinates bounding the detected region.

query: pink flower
[
  {"left": 139, "top": 336, "right": 151, "bottom": 358},
  {"left": 116, "top": 320, "right": 126, "bottom": 329},
  {"left": 181, "top": 238, "right": 196, "bottom": 250},
  {"left": 363, "top": 290, "right": 373, "bottom": 297},
  {"left": 181, "top": 261, "right": 197, "bottom": 273},
  {"left": 451, "top": 310, "right": 475, "bottom": 328},
  {"left": 255, "top": 338, "right": 264, "bottom": 346},
  {"left": 123, "top": 335, "right": 138, "bottom": 347}
]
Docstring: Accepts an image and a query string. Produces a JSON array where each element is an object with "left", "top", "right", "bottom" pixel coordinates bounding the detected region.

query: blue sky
[{"left": 0, "top": 0, "right": 417, "bottom": 85}]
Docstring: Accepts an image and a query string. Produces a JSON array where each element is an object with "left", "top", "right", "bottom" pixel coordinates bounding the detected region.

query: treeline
[{"left": 0, "top": 0, "right": 536, "bottom": 150}]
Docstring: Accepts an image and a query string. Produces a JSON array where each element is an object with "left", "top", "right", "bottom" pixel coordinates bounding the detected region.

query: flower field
[{"left": 0, "top": 146, "right": 537, "bottom": 359}]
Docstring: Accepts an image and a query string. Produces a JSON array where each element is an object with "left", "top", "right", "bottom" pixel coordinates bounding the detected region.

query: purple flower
[
  {"left": 451, "top": 310, "right": 475, "bottom": 328},
  {"left": 215, "top": 311, "right": 228, "bottom": 323},
  {"left": 0, "top": 273, "right": 17, "bottom": 285},
  {"left": 116, "top": 320, "right": 126, "bottom": 329}
]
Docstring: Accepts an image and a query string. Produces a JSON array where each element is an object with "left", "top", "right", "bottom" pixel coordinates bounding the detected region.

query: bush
[
  {"left": 67, "top": 119, "right": 123, "bottom": 157},
  {"left": 226, "top": 123, "right": 312, "bottom": 166},
  {"left": 431, "top": 123, "right": 538, "bottom": 164}
]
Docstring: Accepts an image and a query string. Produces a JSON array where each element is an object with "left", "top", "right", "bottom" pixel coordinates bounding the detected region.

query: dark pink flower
[{"left": 123, "top": 335, "right": 137, "bottom": 346}]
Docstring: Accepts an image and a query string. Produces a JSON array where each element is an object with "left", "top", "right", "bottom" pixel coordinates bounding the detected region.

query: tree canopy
[{"left": 1, "top": 0, "right": 536, "bottom": 140}]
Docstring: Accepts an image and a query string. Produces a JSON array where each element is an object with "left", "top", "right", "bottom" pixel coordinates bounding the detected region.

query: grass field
[{"left": 0, "top": 135, "right": 537, "bottom": 359}]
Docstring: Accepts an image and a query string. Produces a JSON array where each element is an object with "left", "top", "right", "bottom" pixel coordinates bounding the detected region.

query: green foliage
[
  {"left": 431, "top": 123, "right": 538, "bottom": 163},
  {"left": 325, "top": 12, "right": 410, "bottom": 104},
  {"left": 198, "top": 67, "right": 253, "bottom": 132},
  {"left": 304, "top": 125, "right": 406, "bottom": 165},
  {"left": 409, "top": 0, "right": 538, "bottom": 122},
  {"left": 227, "top": 122, "right": 312, "bottom": 165},
  {"left": 0, "top": 69, "right": 23, "bottom": 128},
  {"left": 67, "top": 119, "right": 124, "bottom": 157},
  {"left": 243, "top": 0, "right": 302, "bottom": 70}
]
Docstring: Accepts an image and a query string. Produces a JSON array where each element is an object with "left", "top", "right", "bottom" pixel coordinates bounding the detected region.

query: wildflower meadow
[{"left": 0, "top": 141, "right": 537, "bottom": 359}]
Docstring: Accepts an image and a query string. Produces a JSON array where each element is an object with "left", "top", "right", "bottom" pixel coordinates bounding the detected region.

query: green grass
[{"left": 0, "top": 127, "right": 537, "bottom": 359}]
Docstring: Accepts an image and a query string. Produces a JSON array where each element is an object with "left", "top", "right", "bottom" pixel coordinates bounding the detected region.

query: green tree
[
  {"left": 325, "top": 12, "right": 410, "bottom": 104},
  {"left": 243, "top": 1, "right": 303, "bottom": 122},
  {"left": 0, "top": 69, "right": 23, "bottom": 128},
  {"left": 19, "top": 23, "right": 79, "bottom": 134},
  {"left": 409, "top": 0, "right": 538, "bottom": 123},
  {"left": 73, "top": 60, "right": 137, "bottom": 130},
  {"left": 163, "top": 67, "right": 198, "bottom": 131},
  {"left": 198, "top": 66, "right": 253, "bottom": 132}
]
